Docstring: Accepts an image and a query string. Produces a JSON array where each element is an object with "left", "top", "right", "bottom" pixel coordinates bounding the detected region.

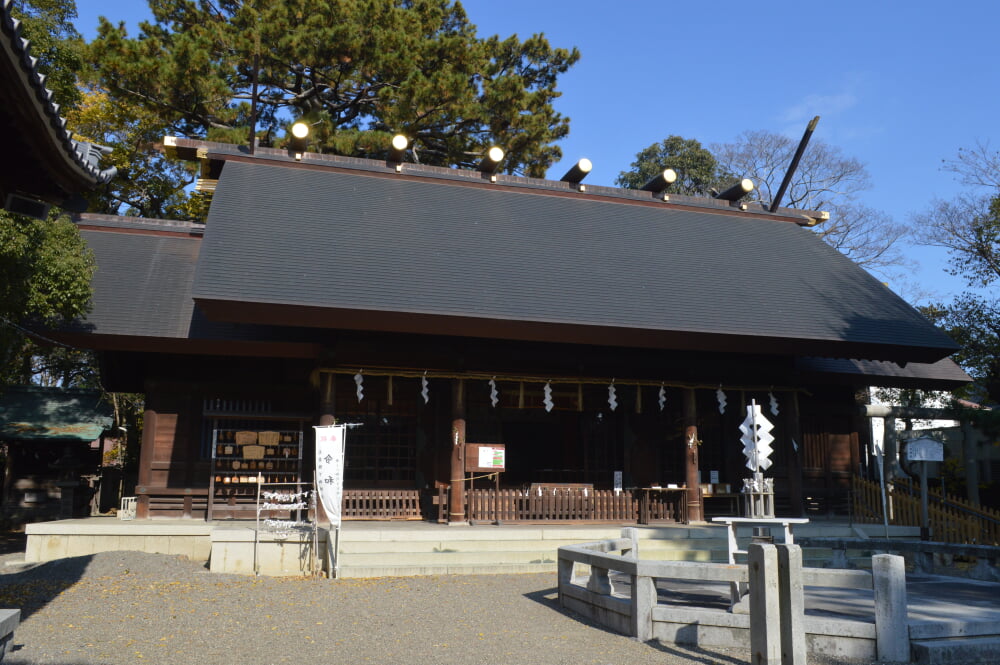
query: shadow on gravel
[
  {"left": 0, "top": 554, "right": 92, "bottom": 622},
  {"left": 647, "top": 641, "right": 748, "bottom": 665},
  {"left": 521, "top": 586, "right": 563, "bottom": 611}
]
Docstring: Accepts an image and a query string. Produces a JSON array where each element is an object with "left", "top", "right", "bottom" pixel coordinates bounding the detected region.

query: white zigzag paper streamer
[
  {"left": 489, "top": 378, "right": 499, "bottom": 408},
  {"left": 769, "top": 391, "right": 780, "bottom": 416},
  {"left": 716, "top": 387, "right": 727, "bottom": 414},
  {"left": 354, "top": 372, "right": 364, "bottom": 402},
  {"left": 608, "top": 382, "right": 618, "bottom": 411},
  {"left": 658, "top": 383, "right": 666, "bottom": 411},
  {"left": 739, "top": 400, "right": 774, "bottom": 472},
  {"left": 543, "top": 382, "right": 553, "bottom": 412},
  {"left": 421, "top": 372, "right": 429, "bottom": 404}
]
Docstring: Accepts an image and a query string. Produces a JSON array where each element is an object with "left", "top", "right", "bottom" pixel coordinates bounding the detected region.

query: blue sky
[{"left": 72, "top": 0, "right": 1000, "bottom": 302}]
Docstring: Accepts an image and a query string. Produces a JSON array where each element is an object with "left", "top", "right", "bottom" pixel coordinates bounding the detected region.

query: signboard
[
  {"left": 710, "top": 470, "right": 719, "bottom": 484},
  {"left": 465, "top": 443, "right": 506, "bottom": 472},
  {"left": 613, "top": 471, "right": 623, "bottom": 493},
  {"left": 906, "top": 437, "right": 944, "bottom": 463},
  {"left": 314, "top": 425, "right": 346, "bottom": 526}
]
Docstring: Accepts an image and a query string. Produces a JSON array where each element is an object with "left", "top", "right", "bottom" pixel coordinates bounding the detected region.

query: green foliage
[
  {"left": 923, "top": 297, "right": 1000, "bottom": 405},
  {"left": 615, "top": 135, "right": 730, "bottom": 195},
  {"left": 0, "top": 211, "right": 95, "bottom": 387},
  {"left": 85, "top": 0, "right": 580, "bottom": 177},
  {"left": 9, "top": 0, "right": 83, "bottom": 109},
  {"left": 65, "top": 86, "right": 196, "bottom": 218}
]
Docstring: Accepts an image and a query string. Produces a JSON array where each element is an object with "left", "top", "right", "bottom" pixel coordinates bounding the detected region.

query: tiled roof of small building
[{"left": 0, "top": 0, "right": 116, "bottom": 205}]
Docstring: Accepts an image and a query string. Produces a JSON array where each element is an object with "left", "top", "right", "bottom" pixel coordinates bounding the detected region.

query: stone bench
[{"left": 0, "top": 609, "right": 20, "bottom": 662}]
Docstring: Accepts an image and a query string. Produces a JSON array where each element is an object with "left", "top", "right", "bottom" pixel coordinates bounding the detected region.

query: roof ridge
[{"left": 162, "top": 136, "right": 826, "bottom": 226}]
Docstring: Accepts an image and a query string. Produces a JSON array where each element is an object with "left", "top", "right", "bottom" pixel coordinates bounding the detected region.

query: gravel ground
[{"left": 0, "top": 548, "right": 866, "bottom": 665}]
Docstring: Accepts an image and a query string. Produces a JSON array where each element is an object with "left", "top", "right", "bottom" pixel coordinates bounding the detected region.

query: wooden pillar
[
  {"left": 136, "top": 408, "right": 157, "bottom": 519},
  {"left": 682, "top": 388, "right": 703, "bottom": 522},
  {"left": 2, "top": 444, "right": 13, "bottom": 512},
  {"left": 319, "top": 372, "right": 336, "bottom": 427},
  {"left": 787, "top": 392, "right": 805, "bottom": 517},
  {"left": 315, "top": 372, "right": 335, "bottom": 524},
  {"left": 449, "top": 379, "right": 466, "bottom": 523}
]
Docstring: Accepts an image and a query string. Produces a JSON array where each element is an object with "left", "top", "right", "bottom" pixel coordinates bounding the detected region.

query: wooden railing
[
  {"left": 465, "top": 488, "right": 639, "bottom": 523},
  {"left": 341, "top": 489, "right": 422, "bottom": 520},
  {"left": 852, "top": 476, "right": 1000, "bottom": 545}
]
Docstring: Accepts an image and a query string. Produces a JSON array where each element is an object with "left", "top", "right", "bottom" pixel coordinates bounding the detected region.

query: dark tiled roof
[
  {"left": 191, "top": 160, "right": 958, "bottom": 364},
  {"left": 70, "top": 213, "right": 968, "bottom": 389},
  {"left": 73, "top": 216, "right": 321, "bottom": 349},
  {"left": 0, "top": 1, "right": 116, "bottom": 204}
]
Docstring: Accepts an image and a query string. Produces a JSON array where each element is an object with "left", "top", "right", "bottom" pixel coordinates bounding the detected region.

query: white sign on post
[
  {"left": 907, "top": 437, "right": 944, "bottom": 462},
  {"left": 314, "top": 425, "right": 346, "bottom": 526},
  {"left": 478, "top": 446, "right": 505, "bottom": 469}
]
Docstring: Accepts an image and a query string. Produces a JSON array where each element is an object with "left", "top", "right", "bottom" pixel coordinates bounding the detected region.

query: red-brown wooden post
[
  {"left": 315, "top": 372, "right": 335, "bottom": 524},
  {"left": 136, "top": 408, "right": 156, "bottom": 519},
  {"left": 683, "top": 388, "right": 703, "bottom": 522},
  {"left": 449, "top": 378, "right": 467, "bottom": 523}
]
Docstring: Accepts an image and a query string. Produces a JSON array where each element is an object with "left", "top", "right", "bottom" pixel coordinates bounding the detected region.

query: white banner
[{"left": 314, "top": 424, "right": 346, "bottom": 526}]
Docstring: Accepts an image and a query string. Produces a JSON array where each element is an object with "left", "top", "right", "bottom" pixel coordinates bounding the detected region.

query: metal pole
[{"left": 920, "top": 461, "right": 930, "bottom": 540}]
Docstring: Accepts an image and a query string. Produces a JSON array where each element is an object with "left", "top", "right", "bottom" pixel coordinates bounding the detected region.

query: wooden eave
[
  {"left": 0, "top": 7, "right": 107, "bottom": 204},
  {"left": 193, "top": 297, "right": 950, "bottom": 367}
]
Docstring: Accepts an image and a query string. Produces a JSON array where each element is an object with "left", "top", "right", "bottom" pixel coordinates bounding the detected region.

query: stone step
[
  {"left": 336, "top": 561, "right": 556, "bottom": 578},
  {"left": 911, "top": 636, "right": 1000, "bottom": 665},
  {"left": 337, "top": 536, "right": 728, "bottom": 554}
]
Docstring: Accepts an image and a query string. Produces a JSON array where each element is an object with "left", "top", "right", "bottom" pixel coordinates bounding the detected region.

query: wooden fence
[
  {"left": 466, "top": 488, "right": 639, "bottom": 523},
  {"left": 852, "top": 476, "right": 1000, "bottom": 545},
  {"left": 341, "top": 489, "right": 422, "bottom": 520}
]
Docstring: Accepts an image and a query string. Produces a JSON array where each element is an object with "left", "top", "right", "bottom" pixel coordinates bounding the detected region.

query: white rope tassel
[
  {"left": 658, "top": 383, "right": 666, "bottom": 412},
  {"left": 489, "top": 377, "right": 499, "bottom": 407},
  {"left": 421, "top": 371, "right": 429, "bottom": 404}
]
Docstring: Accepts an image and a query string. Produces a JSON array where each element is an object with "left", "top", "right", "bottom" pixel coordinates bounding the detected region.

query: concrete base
[
  {"left": 209, "top": 524, "right": 324, "bottom": 576},
  {"left": 25, "top": 518, "right": 212, "bottom": 563}
]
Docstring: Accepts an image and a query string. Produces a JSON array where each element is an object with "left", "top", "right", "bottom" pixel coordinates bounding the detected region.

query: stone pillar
[
  {"left": 872, "top": 553, "right": 909, "bottom": 663},
  {"left": 682, "top": 388, "right": 703, "bottom": 522},
  {"left": 630, "top": 573, "right": 656, "bottom": 642},
  {"left": 748, "top": 543, "right": 781, "bottom": 665},
  {"left": 777, "top": 544, "right": 806, "bottom": 665},
  {"left": 449, "top": 379, "right": 466, "bottom": 523}
]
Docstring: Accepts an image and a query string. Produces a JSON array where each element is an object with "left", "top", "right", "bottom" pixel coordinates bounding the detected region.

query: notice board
[{"left": 465, "top": 443, "right": 506, "bottom": 473}]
